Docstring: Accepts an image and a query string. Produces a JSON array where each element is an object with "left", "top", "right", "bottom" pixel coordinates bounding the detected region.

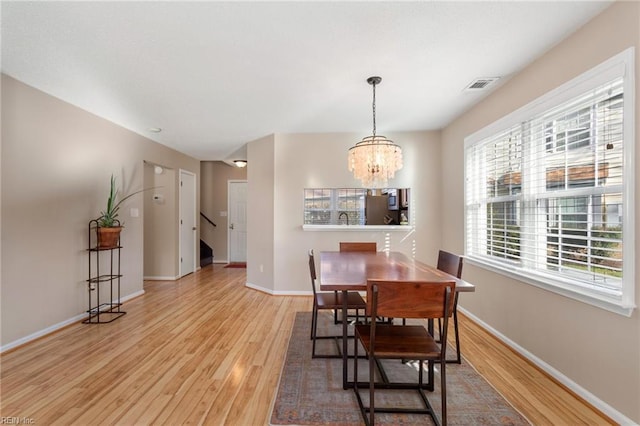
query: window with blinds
[{"left": 464, "top": 48, "right": 635, "bottom": 315}]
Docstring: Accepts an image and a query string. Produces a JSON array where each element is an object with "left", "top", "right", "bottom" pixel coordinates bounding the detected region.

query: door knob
[{"left": 229, "top": 223, "right": 235, "bottom": 230}]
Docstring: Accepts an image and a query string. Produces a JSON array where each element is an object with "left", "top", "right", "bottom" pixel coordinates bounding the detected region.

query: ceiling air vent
[{"left": 464, "top": 77, "right": 500, "bottom": 91}]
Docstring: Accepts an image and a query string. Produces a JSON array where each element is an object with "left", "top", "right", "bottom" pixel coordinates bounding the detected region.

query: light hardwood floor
[{"left": 1, "top": 264, "right": 612, "bottom": 425}]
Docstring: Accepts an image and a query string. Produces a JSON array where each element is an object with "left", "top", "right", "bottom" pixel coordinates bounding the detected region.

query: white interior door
[
  {"left": 228, "top": 180, "right": 247, "bottom": 263},
  {"left": 179, "top": 169, "right": 196, "bottom": 277}
]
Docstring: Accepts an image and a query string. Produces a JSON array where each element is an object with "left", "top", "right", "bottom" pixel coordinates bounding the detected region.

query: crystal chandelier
[{"left": 348, "top": 76, "right": 403, "bottom": 188}]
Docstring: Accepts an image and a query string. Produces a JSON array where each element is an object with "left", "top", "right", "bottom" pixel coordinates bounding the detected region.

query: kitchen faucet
[{"left": 338, "top": 211, "right": 349, "bottom": 225}]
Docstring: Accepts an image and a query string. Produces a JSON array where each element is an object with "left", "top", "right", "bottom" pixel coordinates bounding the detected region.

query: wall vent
[{"left": 464, "top": 77, "right": 500, "bottom": 91}]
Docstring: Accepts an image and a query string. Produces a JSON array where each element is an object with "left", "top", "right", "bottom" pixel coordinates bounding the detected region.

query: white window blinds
[{"left": 464, "top": 48, "right": 634, "bottom": 315}]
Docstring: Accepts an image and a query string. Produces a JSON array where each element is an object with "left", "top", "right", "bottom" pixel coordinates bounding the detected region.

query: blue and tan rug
[{"left": 270, "top": 311, "right": 530, "bottom": 425}]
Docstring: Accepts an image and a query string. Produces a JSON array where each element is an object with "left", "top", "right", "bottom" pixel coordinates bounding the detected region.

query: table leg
[{"left": 427, "top": 318, "right": 434, "bottom": 391}]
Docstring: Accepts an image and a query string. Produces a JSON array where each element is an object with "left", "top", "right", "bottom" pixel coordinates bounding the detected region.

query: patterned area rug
[{"left": 270, "top": 311, "right": 530, "bottom": 425}]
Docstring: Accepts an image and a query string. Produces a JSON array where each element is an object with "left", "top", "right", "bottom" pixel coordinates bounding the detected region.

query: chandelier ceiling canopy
[{"left": 348, "top": 76, "right": 403, "bottom": 188}]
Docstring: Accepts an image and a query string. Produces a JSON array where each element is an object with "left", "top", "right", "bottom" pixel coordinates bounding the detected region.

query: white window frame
[
  {"left": 303, "top": 188, "right": 366, "bottom": 225},
  {"left": 464, "top": 48, "right": 635, "bottom": 316}
]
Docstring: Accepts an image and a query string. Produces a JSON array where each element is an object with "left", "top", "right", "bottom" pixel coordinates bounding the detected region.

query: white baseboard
[
  {"left": 1, "top": 313, "right": 86, "bottom": 353},
  {"left": 144, "top": 275, "right": 179, "bottom": 281},
  {"left": 245, "top": 282, "right": 311, "bottom": 296},
  {"left": 122, "top": 290, "right": 145, "bottom": 302},
  {"left": 458, "top": 307, "right": 636, "bottom": 426},
  {"left": 0, "top": 290, "right": 145, "bottom": 354}
]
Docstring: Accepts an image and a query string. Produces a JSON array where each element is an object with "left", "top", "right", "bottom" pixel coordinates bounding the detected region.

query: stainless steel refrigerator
[{"left": 365, "top": 195, "right": 389, "bottom": 225}]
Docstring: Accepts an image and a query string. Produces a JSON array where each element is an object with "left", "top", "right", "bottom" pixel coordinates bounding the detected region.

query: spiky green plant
[{"left": 97, "top": 175, "right": 152, "bottom": 227}]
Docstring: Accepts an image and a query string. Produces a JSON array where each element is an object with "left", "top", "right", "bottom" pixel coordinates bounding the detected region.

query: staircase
[
  {"left": 200, "top": 240, "right": 213, "bottom": 267},
  {"left": 200, "top": 211, "right": 216, "bottom": 267}
]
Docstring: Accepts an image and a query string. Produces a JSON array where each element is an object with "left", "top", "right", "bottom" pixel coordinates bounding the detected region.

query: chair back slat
[
  {"left": 437, "top": 250, "right": 463, "bottom": 278},
  {"left": 367, "top": 280, "right": 455, "bottom": 319},
  {"left": 308, "top": 249, "right": 318, "bottom": 296},
  {"left": 339, "top": 242, "right": 377, "bottom": 252}
]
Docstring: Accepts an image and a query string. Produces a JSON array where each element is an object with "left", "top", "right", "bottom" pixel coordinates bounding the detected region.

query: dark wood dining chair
[
  {"left": 437, "top": 250, "right": 464, "bottom": 364},
  {"left": 308, "top": 249, "right": 366, "bottom": 358},
  {"left": 353, "top": 279, "right": 455, "bottom": 426},
  {"left": 339, "top": 242, "right": 377, "bottom": 252},
  {"left": 335, "top": 242, "right": 377, "bottom": 323}
]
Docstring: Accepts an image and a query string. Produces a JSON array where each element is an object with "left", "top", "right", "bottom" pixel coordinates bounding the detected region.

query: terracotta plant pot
[{"left": 97, "top": 226, "right": 123, "bottom": 249}]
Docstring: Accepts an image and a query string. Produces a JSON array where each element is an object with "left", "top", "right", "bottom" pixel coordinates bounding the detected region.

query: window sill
[
  {"left": 302, "top": 224, "right": 413, "bottom": 232},
  {"left": 465, "top": 256, "right": 635, "bottom": 317}
]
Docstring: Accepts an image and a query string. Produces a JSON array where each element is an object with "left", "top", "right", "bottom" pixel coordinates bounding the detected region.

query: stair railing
[{"left": 200, "top": 212, "right": 217, "bottom": 228}]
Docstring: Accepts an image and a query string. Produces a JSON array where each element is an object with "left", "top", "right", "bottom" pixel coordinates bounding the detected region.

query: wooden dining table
[{"left": 319, "top": 250, "right": 475, "bottom": 390}]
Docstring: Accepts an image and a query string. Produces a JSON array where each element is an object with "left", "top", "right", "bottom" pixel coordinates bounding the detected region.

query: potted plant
[{"left": 96, "top": 175, "right": 152, "bottom": 248}]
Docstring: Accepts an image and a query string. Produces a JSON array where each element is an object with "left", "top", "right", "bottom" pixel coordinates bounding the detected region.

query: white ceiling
[{"left": 1, "top": 1, "right": 612, "bottom": 161}]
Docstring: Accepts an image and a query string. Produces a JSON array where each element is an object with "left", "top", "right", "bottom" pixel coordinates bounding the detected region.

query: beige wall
[
  {"left": 200, "top": 161, "right": 247, "bottom": 263},
  {"left": 441, "top": 2, "right": 639, "bottom": 422},
  {"left": 246, "top": 135, "right": 276, "bottom": 292},
  {"left": 246, "top": 130, "right": 442, "bottom": 294},
  {"left": 1, "top": 75, "right": 200, "bottom": 348}
]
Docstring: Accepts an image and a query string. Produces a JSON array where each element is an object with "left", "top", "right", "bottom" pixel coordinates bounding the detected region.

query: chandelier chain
[{"left": 372, "top": 81, "right": 377, "bottom": 137}]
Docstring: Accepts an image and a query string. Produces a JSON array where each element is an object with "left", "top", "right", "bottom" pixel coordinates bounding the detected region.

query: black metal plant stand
[{"left": 84, "top": 219, "right": 126, "bottom": 324}]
